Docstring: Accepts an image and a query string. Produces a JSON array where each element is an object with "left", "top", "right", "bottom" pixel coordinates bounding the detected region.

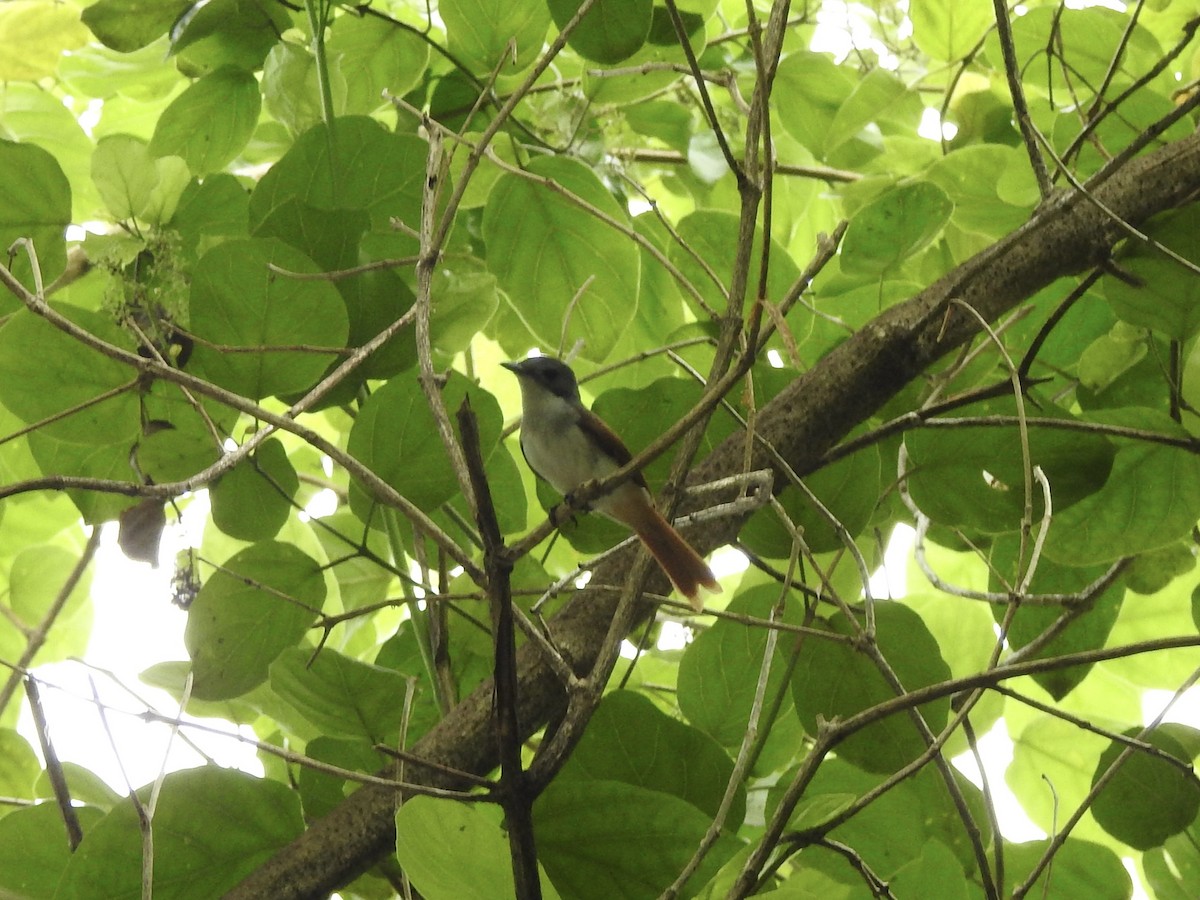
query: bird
[{"left": 502, "top": 356, "right": 721, "bottom": 611}]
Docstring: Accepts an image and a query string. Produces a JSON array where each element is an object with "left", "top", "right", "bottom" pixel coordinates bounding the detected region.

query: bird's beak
[{"left": 501, "top": 361, "right": 522, "bottom": 374}]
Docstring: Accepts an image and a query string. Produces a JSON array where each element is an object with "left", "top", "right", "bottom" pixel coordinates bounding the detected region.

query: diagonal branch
[{"left": 225, "top": 125, "right": 1200, "bottom": 900}]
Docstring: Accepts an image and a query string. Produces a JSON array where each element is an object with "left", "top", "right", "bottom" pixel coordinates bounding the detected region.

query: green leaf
[
  {"left": 909, "top": 0, "right": 992, "bottom": 61},
  {"left": 548, "top": 0, "right": 653, "bottom": 65},
  {"left": 34, "top": 762, "right": 122, "bottom": 811},
  {"left": 249, "top": 117, "right": 428, "bottom": 253},
  {"left": 1105, "top": 206, "right": 1200, "bottom": 339},
  {"left": 1044, "top": 411, "right": 1200, "bottom": 565},
  {"left": 678, "top": 587, "right": 799, "bottom": 752},
  {"left": 297, "top": 736, "right": 386, "bottom": 820},
  {"left": 744, "top": 443, "right": 882, "bottom": 556},
  {"left": 560, "top": 691, "right": 744, "bottom": 826},
  {"left": 774, "top": 52, "right": 858, "bottom": 158},
  {"left": 395, "top": 797, "right": 562, "bottom": 900},
  {"left": 826, "top": 68, "right": 909, "bottom": 155},
  {"left": 441, "top": 0, "right": 551, "bottom": 72},
  {"left": 91, "top": 134, "right": 189, "bottom": 223},
  {"left": 184, "top": 541, "right": 327, "bottom": 700},
  {"left": 429, "top": 258, "right": 500, "bottom": 356},
  {"left": 0, "top": 305, "right": 140, "bottom": 444},
  {"left": 328, "top": 14, "right": 430, "bottom": 114},
  {"left": 790, "top": 602, "right": 952, "bottom": 774},
  {"left": 989, "top": 535, "right": 1125, "bottom": 700},
  {"left": 347, "top": 371, "right": 503, "bottom": 517},
  {"left": 624, "top": 101, "right": 694, "bottom": 153},
  {"left": 262, "top": 41, "right": 342, "bottom": 136},
  {"left": 188, "top": 237, "right": 349, "bottom": 400},
  {"left": 841, "top": 181, "right": 953, "bottom": 276},
  {"left": 270, "top": 646, "right": 426, "bottom": 743},
  {"left": 1004, "top": 838, "right": 1132, "bottom": 899},
  {"left": 172, "top": 172, "right": 251, "bottom": 246},
  {"left": 149, "top": 67, "right": 262, "bottom": 174},
  {"left": 337, "top": 233, "right": 417, "bottom": 381},
  {"left": 483, "top": 155, "right": 640, "bottom": 361},
  {"left": 1078, "top": 321, "right": 1149, "bottom": 393},
  {"left": 56, "top": 767, "right": 303, "bottom": 899},
  {"left": 253, "top": 200, "right": 369, "bottom": 273},
  {"left": 1092, "top": 724, "right": 1200, "bottom": 850},
  {"left": 169, "top": 0, "right": 290, "bottom": 74},
  {"left": 210, "top": 437, "right": 298, "bottom": 541},
  {"left": 0, "top": 0, "right": 89, "bottom": 80},
  {"left": 670, "top": 209, "right": 803, "bottom": 323},
  {"left": 0, "top": 84, "right": 99, "bottom": 222},
  {"left": 135, "top": 422, "right": 221, "bottom": 485},
  {"left": 25, "top": 431, "right": 138, "bottom": 523},
  {"left": 536, "top": 780, "right": 740, "bottom": 900},
  {"left": 0, "top": 729, "right": 39, "bottom": 804},
  {"left": 889, "top": 839, "right": 968, "bottom": 900},
  {"left": 905, "top": 396, "right": 1116, "bottom": 535},
  {"left": 57, "top": 41, "right": 183, "bottom": 102},
  {"left": 1, "top": 544, "right": 94, "bottom": 667},
  {"left": 927, "top": 145, "right": 1035, "bottom": 238},
  {"left": 983, "top": 7, "right": 1166, "bottom": 102},
  {"left": 0, "top": 139, "right": 70, "bottom": 293},
  {"left": 1126, "top": 541, "right": 1196, "bottom": 595},
  {"left": 81, "top": 0, "right": 189, "bottom": 52},
  {"left": 1008, "top": 712, "right": 1113, "bottom": 838},
  {"left": 1144, "top": 826, "right": 1200, "bottom": 900},
  {"left": 767, "top": 758, "right": 929, "bottom": 878},
  {"left": 0, "top": 803, "right": 105, "bottom": 897}
]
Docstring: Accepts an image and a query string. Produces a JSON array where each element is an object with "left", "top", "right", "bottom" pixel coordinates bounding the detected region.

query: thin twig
[
  {"left": 0, "top": 529, "right": 102, "bottom": 718},
  {"left": 24, "top": 677, "right": 83, "bottom": 850},
  {"left": 991, "top": 0, "right": 1053, "bottom": 195}
]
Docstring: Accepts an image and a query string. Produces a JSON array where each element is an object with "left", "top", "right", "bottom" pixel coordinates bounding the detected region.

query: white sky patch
[
  {"left": 19, "top": 503, "right": 263, "bottom": 792},
  {"left": 811, "top": 0, "right": 903, "bottom": 69},
  {"left": 918, "top": 106, "right": 957, "bottom": 142}
]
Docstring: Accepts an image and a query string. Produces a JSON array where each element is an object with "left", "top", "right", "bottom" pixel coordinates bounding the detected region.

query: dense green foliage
[{"left": 2, "top": 0, "right": 1200, "bottom": 897}]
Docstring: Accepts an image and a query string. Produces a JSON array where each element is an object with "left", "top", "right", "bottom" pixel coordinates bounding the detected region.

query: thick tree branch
[{"left": 228, "top": 130, "right": 1200, "bottom": 900}]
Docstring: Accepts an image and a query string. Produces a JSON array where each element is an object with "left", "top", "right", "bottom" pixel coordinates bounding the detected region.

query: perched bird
[{"left": 503, "top": 356, "right": 720, "bottom": 611}]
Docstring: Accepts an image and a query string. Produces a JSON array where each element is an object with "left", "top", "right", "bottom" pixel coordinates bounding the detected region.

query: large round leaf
[
  {"left": 547, "top": 0, "right": 652, "bottom": 65},
  {"left": 0, "top": 140, "right": 70, "bottom": 298},
  {"left": 441, "top": 0, "right": 550, "bottom": 72},
  {"left": 1044, "top": 410, "right": 1200, "bottom": 566},
  {"left": 841, "top": 181, "right": 953, "bottom": 276},
  {"left": 396, "top": 797, "right": 562, "bottom": 900},
  {"left": 148, "top": 67, "right": 261, "bottom": 175},
  {"left": 670, "top": 209, "right": 804, "bottom": 325},
  {"left": 189, "top": 237, "right": 348, "bottom": 400},
  {"left": 346, "top": 370, "right": 503, "bottom": 520},
  {"left": 535, "top": 780, "right": 739, "bottom": 900},
  {"left": 91, "top": 134, "right": 190, "bottom": 224},
  {"left": 185, "top": 541, "right": 327, "bottom": 700},
  {"left": 989, "top": 534, "right": 1124, "bottom": 700},
  {"left": 791, "top": 601, "right": 952, "bottom": 774},
  {"left": 0, "top": 304, "right": 139, "bottom": 444},
  {"left": 249, "top": 117, "right": 429, "bottom": 253},
  {"left": 1105, "top": 206, "right": 1200, "bottom": 340},
  {"left": 1092, "top": 724, "right": 1200, "bottom": 850},
  {"left": 210, "top": 436, "right": 298, "bottom": 541},
  {"left": 677, "top": 587, "right": 807, "bottom": 774},
  {"left": 905, "top": 395, "right": 1116, "bottom": 535},
  {"left": 327, "top": 15, "right": 431, "bottom": 114},
  {"left": 558, "top": 690, "right": 743, "bottom": 826},
  {"left": 483, "top": 156, "right": 639, "bottom": 361},
  {"left": 55, "top": 767, "right": 302, "bottom": 899},
  {"left": 270, "top": 646, "right": 429, "bottom": 744}
]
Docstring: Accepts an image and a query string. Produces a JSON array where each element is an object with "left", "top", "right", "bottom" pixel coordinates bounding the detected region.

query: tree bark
[{"left": 227, "top": 131, "right": 1200, "bottom": 899}]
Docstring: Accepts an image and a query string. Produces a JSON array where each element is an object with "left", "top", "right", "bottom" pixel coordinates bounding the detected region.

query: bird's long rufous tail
[{"left": 630, "top": 506, "right": 721, "bottom": 612}]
